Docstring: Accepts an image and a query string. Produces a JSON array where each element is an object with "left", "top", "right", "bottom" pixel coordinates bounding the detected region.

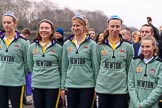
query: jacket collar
[
  {"left": 69, "top": 34, "right": 91, "bottom": 42},
  {"left": 0, "top": 31, "right": 21, "bottom": 41},
  {"left": 33, "top": 39, "right": 57, "bottom": 47},
  {"left": 104, "top": 34, "right": 123, "bottom": 45}
]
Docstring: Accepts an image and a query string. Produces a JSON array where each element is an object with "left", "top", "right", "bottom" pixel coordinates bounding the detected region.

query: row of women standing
[{"left": 0, "top": 11, "right": 162, "bottom": 108}]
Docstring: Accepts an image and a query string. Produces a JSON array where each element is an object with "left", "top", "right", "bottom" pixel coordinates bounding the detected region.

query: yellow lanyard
[
  {"left": 111, "top": 43, "right": 116, "bottom": 50},
  {"left": 108, "top": 37, "right": 120, "bottom": 50},
  {"left": 72, "top": 34, "right": 87, "bottom": 45},
  {"left": 42, "top": 45, "right": 47, "bottom": 53},
  {"left": 4, "top": 36, "right": 14, "bottom": 48},
  {"left": 40, "top": 41, "right": 50, "bottom": 53}
]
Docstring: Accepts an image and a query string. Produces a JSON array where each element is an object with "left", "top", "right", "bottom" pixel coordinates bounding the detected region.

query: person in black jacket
[
  {"left": 158, "top": 26, "right": 162, "bottom": 59},
  {"left": 133, "top": 24, "right": 155, "bottom": 57},
  {"left": 54, "top": 27, "right": 64, "bottom": 46},
  {"left": 147, "top": 16, "right": 160, "bottom": 41}
]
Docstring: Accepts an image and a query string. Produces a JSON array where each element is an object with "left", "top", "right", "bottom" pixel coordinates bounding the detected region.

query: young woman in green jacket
[
  {"left": 128, "top": 36, "right": 162, "bottom": 108},
  {"left": 27, "top": 19, "right": 62, "bottom": 108},
  {"left": 0, "top": 11, "right": 29, "bottom": 108},
  {"left": 95, "top": 15, "right": 133, "bottom": 108},
  {"left": 61, "top": 15, "right": 97, "bottom": 108}
]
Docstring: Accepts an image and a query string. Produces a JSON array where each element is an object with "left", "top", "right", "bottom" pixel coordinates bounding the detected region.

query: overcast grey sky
[{"left": 35, "top": 0, "right": 162, "bottom": 29}]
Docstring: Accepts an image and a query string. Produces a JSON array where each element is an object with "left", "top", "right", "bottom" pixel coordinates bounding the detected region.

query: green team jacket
[
  {"left": 128, "top": 56, "right": 162, "bottom": 108},
  {"left": 27, "top": 39, "right": 62, "bottom": 89},
  {"left": 95, "top": 36, "right": 133, "bottom": 94},
  {"left": 61, "top": 35, "right": 98, "bottom": 89},
  {"left": 0, "top": 31, "right": 29, "bottom": 86}
]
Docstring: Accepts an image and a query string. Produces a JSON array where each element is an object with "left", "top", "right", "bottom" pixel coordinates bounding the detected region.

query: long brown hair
[{"left": 35, "top": 19, "right": 55, "bottom": 41}]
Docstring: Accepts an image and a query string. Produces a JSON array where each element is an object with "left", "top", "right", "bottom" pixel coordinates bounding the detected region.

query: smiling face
[
  {"left": 98, "top": 33, "right": 104, "bottom": 42},
  {"left": 141, "top": 39, "right": 155, "bottom": 59},
  {"left": 71, "top": 19, "right": 85, "bottom": 36},
  {"left": 39, "top": 22, "right": 53, "bottom": 40},
  {"left": 71, "top": 15, "right": 88, "bottom": 37},
  {"left": 107, "top": 19, "right": 122, "bottom": 37},
  {"left": 2, "top": 16, "right": 17, "bottom": 33},
  {"left": 88, "top": 30, "right": 96, "bottom": 40}
]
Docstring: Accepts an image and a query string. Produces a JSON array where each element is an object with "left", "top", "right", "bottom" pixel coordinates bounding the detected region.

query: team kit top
[
  {"left": 95, "top": 36, "right": 134, "bottom": 94},
  {"left": 61, "top": 35, "right": 98, "bottom": 89},
  {"left": 27, "top": 39, "right": 62, "bottom": 89},
  {"left": 0, "top": 31, "right": 29, "bottom": 86},
  {"left": 128, "top": 56, "right": 162, "bottom": 108}
]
